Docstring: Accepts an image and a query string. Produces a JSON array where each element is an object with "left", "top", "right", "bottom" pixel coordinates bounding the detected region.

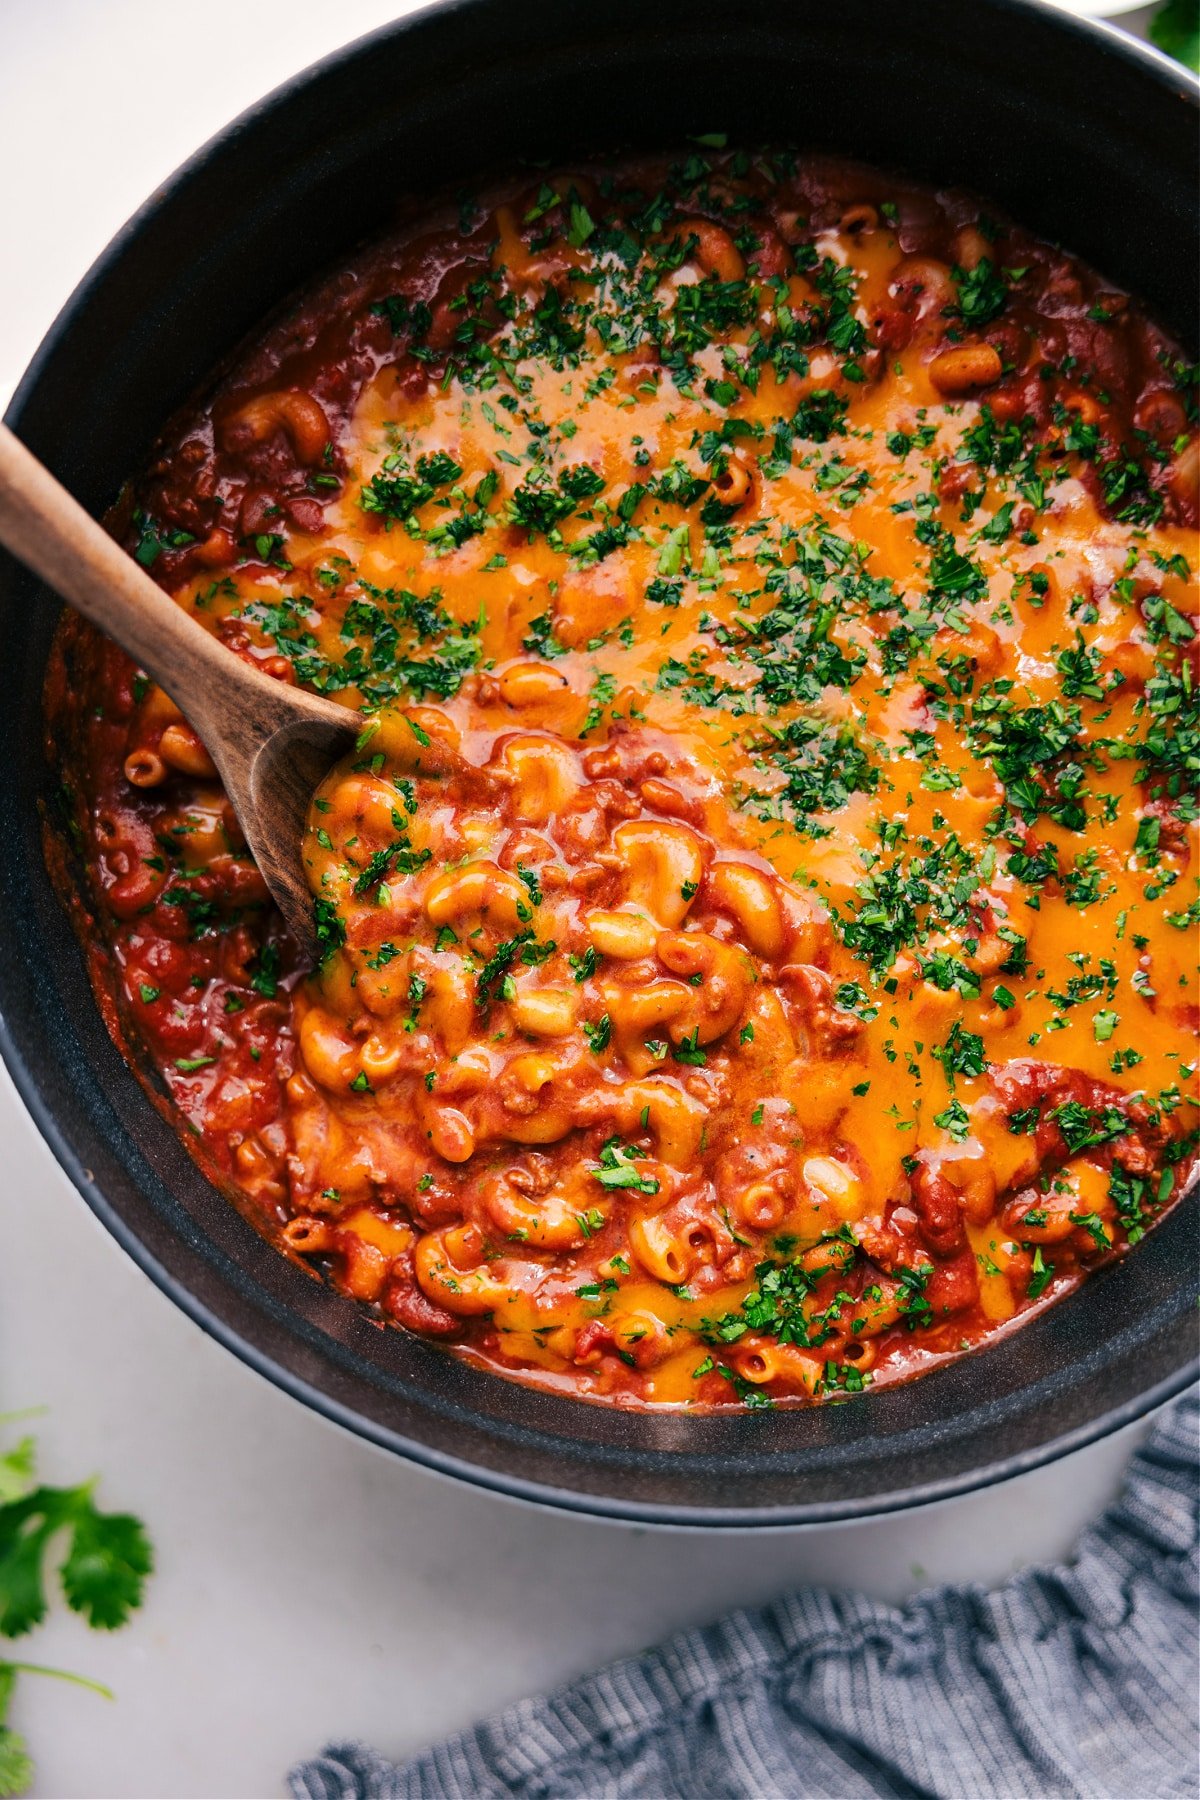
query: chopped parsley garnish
[{"left": 591, "top": 1139, "right": 659, "bottom": 1195}]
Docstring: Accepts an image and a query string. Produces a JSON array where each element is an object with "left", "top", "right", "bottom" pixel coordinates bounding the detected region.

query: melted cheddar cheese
[{"left": 51, "top": 151, "right": 1198, "bottom": 1408}]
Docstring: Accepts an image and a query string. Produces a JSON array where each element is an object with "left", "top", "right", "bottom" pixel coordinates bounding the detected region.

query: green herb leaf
[
  {"left": 0, "top": 1724, "right": 33, "bottom": 1798},
  {"left": 1151, "top": 0, "right": 1200, "bottom": 69},
  {"left": 592, "top": 1139, "right": 659, "bottom": 1195},
  {"left": 59, "top": 1510, "right": 153, "bottom": 1631},
  {"left": 0, "top": 1481, "right": 152, "bottom": 1638}
]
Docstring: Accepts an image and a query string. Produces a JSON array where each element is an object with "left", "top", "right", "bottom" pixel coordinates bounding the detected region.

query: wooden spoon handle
[
  {"left": 0, "top": 423, "right": 346, "bottom": 743},
  {"left": 0, "top": 423, "right": 249, "bottom": 710}
]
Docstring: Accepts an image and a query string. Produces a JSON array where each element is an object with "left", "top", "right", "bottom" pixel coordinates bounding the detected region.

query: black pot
[{"left": 1, "top": 0, "right": 1196, "bottom": 1524}]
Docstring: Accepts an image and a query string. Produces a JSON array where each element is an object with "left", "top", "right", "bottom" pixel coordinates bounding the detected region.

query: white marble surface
[{"left": 0, "top": 3, "right": 1164, "bottom": 1795}]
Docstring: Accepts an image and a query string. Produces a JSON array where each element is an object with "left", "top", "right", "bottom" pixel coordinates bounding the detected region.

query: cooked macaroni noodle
[{"left": 48, "top": 151, "right": 1198, "bottom": 1408}]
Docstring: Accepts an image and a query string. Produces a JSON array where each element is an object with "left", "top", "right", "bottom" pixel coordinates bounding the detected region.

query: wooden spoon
[{"left": 0, "top": 423, "right": 359, "bottom": 960}]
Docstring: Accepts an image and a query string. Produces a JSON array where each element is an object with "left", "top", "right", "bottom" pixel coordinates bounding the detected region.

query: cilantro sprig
[{"left": 0, "top": 1418, "right": 153, "bottom": 1796}]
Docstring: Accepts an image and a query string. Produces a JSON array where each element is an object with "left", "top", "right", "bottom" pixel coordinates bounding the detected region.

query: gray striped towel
[{"left": 290, "top": 1388, "right": 1199, "bottom": 1799}]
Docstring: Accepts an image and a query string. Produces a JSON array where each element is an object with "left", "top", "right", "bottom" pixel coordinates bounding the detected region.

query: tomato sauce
[{"left": 47, "top": 150, "right": 1199, "bottom": 1409}]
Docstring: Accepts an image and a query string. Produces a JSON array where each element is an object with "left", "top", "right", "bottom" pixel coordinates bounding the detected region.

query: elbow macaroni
[{"left": 54, "top": 147, "right": 1199, "bottom": 1413}]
